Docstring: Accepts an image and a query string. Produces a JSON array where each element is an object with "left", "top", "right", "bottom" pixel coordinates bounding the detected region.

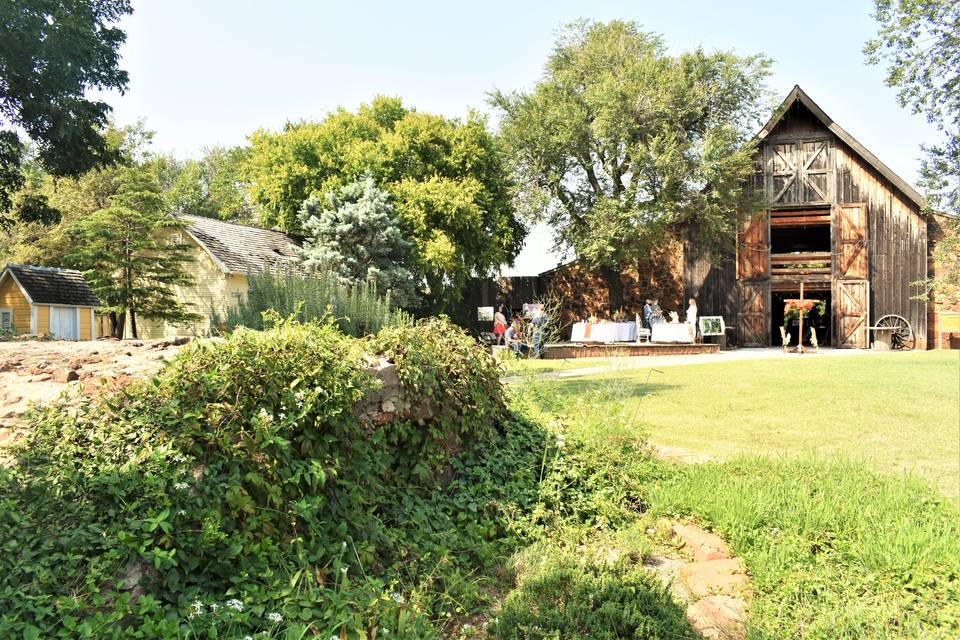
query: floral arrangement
[{"left": 783, "top": 299, "right": 827, "bottom": 328}]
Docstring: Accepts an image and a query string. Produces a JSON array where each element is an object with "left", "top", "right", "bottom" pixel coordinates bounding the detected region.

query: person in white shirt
[{"left": 686, "top": 298, "right": 699, "bottom": 341}]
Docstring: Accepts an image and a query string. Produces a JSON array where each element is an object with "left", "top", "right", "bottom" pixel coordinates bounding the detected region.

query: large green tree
[
  {"left": 67, "top": 167, "right": 197, "bottom": 339},
  {"left": 0, "top": 0, "right": 132, "bottom": 226},
  {"left": 491, "top": 20, "right": 770, "bottom": 310},
  {"left": 866, "top": 0, "right": 960, "bottom": 301},
  {"left": 0, "top": 122, "right": 153, "bottom": 266},
  {"left": 298, "top": 177, "right": 419, "bottom": 308},
  {"left": 155, "top": 146, "right": 254, "bottom": 222},
  {"left": 242, "top": 97, "right": 524, "bottom": 309}
]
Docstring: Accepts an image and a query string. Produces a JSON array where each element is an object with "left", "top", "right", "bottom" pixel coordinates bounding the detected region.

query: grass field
[
  {"left": 511, "top": 350, "right": 960, "bottom": 637},
  {"left": 523, "top": 351, "right": 960, "bottom": 498}
]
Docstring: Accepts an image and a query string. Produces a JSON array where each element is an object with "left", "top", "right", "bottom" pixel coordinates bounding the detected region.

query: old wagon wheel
[{"left": 875, "top": 314, "right": 915, "bottom": 350}]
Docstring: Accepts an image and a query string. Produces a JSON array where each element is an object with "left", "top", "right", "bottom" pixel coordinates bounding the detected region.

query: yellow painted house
[
  {"left": 0, "top": 264, "right": 101, "bottom": 340},
  {"left": 127, "top": 215, "right": 300, "bottom": 339}
]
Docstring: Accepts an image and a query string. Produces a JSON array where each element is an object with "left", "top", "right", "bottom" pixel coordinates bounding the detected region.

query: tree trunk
[
  {"left": 129, "top": 308, "right": 138, "bottom": 340},
  {"left": 601, "top": 266, "right": 624, "bottom": 314},
  {"left": 110, "top": 311, "right": 126, "bottom": 339}
]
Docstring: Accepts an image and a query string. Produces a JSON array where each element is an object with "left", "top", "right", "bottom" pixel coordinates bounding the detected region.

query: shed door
[
  {"left": 50, "top": 306, "right": 79, "bottom": 340},
  {"left": 739, "top": 282, "right": 769, "bottom": 347},
  {"left": 835, "top": 203, "right": 868, "bottom": 278},
  {"left": 737, "top": 213, "right": 769, "bottom": 280},
  {"left": 834, "top": 280, "right": 869, "bottom": 348}
]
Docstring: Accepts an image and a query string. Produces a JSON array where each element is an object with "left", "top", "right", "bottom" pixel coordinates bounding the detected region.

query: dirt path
[{"left": 0, "top": 338, "right": 190, "bottom": 444}]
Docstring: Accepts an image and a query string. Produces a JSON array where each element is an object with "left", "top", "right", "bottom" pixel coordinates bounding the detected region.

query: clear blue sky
[{"left": 100, "top": 0, "right": 940, "bottom": 275}]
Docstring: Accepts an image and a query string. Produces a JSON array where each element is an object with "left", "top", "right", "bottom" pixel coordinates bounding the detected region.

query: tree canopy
[
  {"left": 0, "top": 0, "right": 132, "bottom": 225},
  {"left": 866, "top": 0, "right": 960, "bottom": 300},
  {"left": 298, "top": 178, "right": 419, "bottom": 309},
  {"left": 156, "top": 146, "right": 254, "bottom": 222},
  {"left": 866, "top": 0, "right": 960, "bottom": 213},
  {"left": 242, "top": 97, "right": 525, "bottom": 309},
  {"left": 491, "top": 20, "right": 770, "bottom": 307}
]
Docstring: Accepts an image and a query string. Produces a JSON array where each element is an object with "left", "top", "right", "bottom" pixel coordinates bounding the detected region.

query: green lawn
[{"left": 530, "top": 351, "right": 960, "bottom": 498}]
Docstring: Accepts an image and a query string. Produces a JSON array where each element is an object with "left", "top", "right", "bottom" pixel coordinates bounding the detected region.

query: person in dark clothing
[{"left": 642, "top": 298, "right": 654, "bottom": 329}]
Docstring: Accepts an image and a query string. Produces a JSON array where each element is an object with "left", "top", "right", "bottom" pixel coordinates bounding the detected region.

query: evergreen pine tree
[
  {"left": 297, "top": 177, "right": 419, "bottom": 308},
  {"left": 67, "top": 167, "right": 198, "bottom": 338}
]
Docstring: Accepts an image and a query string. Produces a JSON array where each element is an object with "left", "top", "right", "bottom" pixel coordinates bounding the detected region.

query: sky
[{"left": 98, "top": 0, "right": 941, "bottom": 276}]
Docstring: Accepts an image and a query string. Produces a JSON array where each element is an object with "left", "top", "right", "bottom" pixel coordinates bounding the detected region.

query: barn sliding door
[
  {"left": 739, "top": 282, "right": 769, "bottom": 347},
  {"left": 834, "top": 203, "right": 869, "bottom": 348},
  {"left": 834, "top": 280, "right": 869, "bottom": 348}
]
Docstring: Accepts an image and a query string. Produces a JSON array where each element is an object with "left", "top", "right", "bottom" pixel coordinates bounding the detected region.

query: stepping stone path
[{"left": 671, "top": 522, "right": 750, "bottom": 640}]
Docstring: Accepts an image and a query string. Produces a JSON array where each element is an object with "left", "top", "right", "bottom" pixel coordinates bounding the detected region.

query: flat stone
[
  {"left": 686, "top": 595, "right": 747, "bottom": 640},
  {"left": 672, "top": 523, "right": 732, "bottom": 562},
  {"left": 679, "top": 557, "right": 749, "bottom": 599}
]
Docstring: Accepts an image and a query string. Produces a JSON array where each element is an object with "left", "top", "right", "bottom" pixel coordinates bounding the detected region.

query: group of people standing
[{"left": 492, "top": 303, "right": 546, "bottom": 356}]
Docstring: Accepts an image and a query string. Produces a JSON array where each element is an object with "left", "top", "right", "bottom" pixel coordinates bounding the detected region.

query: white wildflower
[
  {"left": 266, "top": 611, "right": 283, "bottom": 623},
  {"left": 340, "top": 566, "right": 348, "bottom": 574},
  {"left": 209, "top": 602, "right": 219, "bottom": 613},
  {"left": 258, "top": 407, "right": 272, "bottom": 422},
  {"left": 226, "top": 598, "right": 243, "bottom": 611},
  {"left": 555, "top": 434, "right": 566, "bottom": 448},
  {"left": 278, "top": 412, "right": 286, "bottom": 420},
  {"left": 174, "top": 481, "right": 189, "bottom": 491},
  {"left": 243, "top": 636, "right": 253, "bottom": 640},
  {"left": 178, "top": 509, "right": 187, "bottom": 516},
  {"left": 390, "top": 591, "right": 404, "bottom": 604},
  {"left": 189, "top": 599, "right": 203, "bottom": 618}
]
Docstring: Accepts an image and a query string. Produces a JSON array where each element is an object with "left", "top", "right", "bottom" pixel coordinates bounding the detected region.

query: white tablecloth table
[
  {"left": 570, "top": 321, "right": 637, "bottom": 343},
  {"left": 651, "top": 322, "right": 695, "bottom": 344}
]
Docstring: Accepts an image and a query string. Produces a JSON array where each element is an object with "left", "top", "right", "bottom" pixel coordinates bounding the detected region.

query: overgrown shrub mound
[{"left": 0, "top": 317, "right": 511, "bottom": 638}]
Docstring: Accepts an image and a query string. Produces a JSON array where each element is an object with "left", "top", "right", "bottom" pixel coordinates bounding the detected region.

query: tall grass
[
  {"left": 649, "top": 456, "right": 960, "bottom": 639},
  {"left": 220, "top": 268, "right": 411, "bottom": 337}
]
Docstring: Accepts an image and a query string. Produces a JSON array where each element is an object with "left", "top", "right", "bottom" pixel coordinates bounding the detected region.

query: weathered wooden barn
[{"left": 686, "top": 85, "right": 936, "bottom": 349}]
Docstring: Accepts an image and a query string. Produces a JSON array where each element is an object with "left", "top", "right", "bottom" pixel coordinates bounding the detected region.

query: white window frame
[{"left": 0, "top": 307, "right": 12, "bottom": 333}]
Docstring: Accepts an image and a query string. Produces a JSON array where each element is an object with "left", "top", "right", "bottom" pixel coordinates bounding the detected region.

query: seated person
[{"left": 504, "top": 320, "right": 529, "bottom": 356}]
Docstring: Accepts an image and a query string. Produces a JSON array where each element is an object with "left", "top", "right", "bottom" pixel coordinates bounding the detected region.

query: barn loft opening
[
  {"left": 772, "top": 289, "right": 831, "bottom": 347},
  {"left": 771, "top": 225, "right": 830, "bottom": 253}
]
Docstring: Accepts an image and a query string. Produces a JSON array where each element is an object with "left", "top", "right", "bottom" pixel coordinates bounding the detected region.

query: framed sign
[
  {"left": 477, "top": 306, "right": 494, "bottom": 322},
  {"left": 699, "top": 316, "right": 726, "bottom": 336}
]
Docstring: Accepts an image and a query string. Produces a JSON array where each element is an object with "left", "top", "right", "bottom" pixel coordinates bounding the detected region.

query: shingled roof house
[
  {"left": 0, "top": 264, "right": 101, "bottom": 340},
  {"left": 124, "top": 215, "right": 300, "bottom": 339}
]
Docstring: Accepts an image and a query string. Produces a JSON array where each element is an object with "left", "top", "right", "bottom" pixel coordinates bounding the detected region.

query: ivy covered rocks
[{"left": 0, "top": 317, "right": 506, "bottom": 638}]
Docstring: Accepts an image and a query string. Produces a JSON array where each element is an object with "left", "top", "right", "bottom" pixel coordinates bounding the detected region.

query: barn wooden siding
[
  {"left": 834, "top": 140, "right": 928, "bottom": 349},
  {"left": 685, "top": 94, "right": 930, "bottom": 348}
]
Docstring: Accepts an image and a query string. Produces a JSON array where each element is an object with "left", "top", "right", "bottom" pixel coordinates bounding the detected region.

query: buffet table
[
  {"left": 570, "top": 321, "right": 637, "bottom": 343},
  {"left": 651, "top": 322, "right": 695, "bottom": 344}
]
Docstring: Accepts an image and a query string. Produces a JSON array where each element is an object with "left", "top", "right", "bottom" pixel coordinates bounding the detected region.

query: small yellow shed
[{"left": 0, "top": 264, "right": 101, "bottom": 340}]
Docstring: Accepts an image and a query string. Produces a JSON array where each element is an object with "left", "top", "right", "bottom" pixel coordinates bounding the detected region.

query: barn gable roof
[
  {"left": 178, "top": 215, "right": 301, "bottom": 275},
  {"left": 757, "top": 85, "right": 925, "bottom": 209},
  {"left": 1, "top": 264, "right": 101, "bottom": 307}
]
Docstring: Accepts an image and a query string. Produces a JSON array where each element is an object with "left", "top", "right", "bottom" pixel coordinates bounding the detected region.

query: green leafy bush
[
  {"left": 0, "top": 317, "right": 510, "bottom": 638},
  {"left": 221, "top": 267, "right": 411, "bottom": 337}
]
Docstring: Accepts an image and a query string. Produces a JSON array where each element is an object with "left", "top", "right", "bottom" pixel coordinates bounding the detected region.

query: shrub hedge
[{"left": 0, "top": 317, "right": 510, "bottom": 638}]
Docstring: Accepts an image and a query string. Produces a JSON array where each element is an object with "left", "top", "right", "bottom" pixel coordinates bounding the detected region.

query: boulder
[
  {"left": 686, "top": 595, "right": 747, "bottom": 640},
  {"left": 672, "top": 523, "right": 732, "bottom": 562},
  {"left": 679, "top": 557, "right": 749, "bottom": 599}
]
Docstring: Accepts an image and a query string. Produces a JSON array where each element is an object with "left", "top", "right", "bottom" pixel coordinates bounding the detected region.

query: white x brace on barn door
[{"left": 49, "top": 306, "right": 80, "bottom": 340}]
